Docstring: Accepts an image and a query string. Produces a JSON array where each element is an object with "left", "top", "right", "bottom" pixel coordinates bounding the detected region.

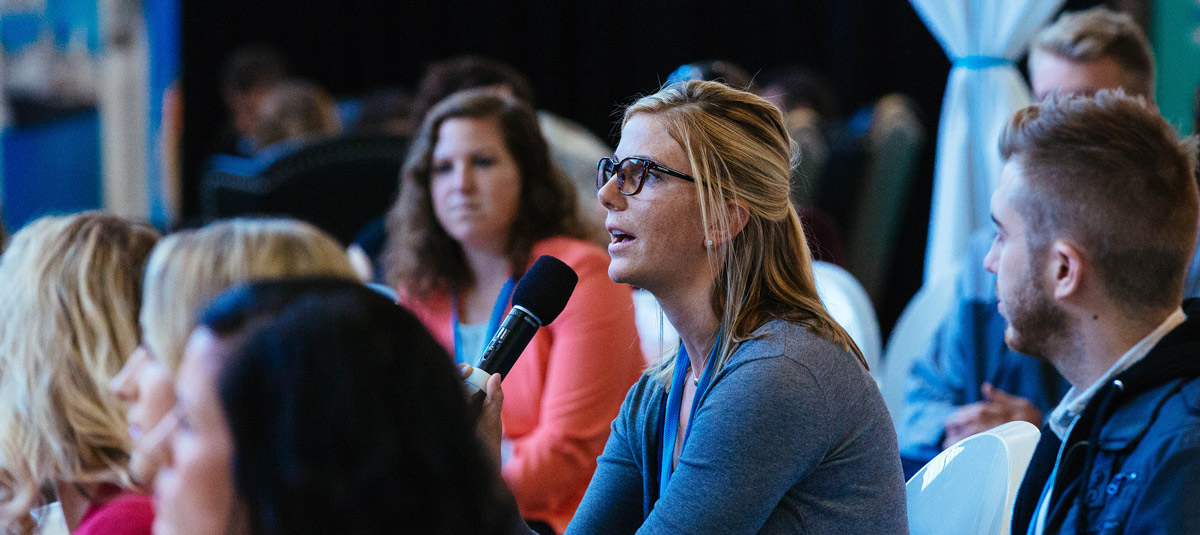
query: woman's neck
[
  {"left": 655, "top": 280, "right": 721, "bottom": 376},
  {"left": 54, "top": 481, "right": 102, "bottom": 532},
  {"left": 458, "top": 246, "right": 513, "bottom": 324}
]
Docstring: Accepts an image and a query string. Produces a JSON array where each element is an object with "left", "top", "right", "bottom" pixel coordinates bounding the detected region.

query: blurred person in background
[
  {"left": 109, "top": 218, "right": 359, "bottom": 489},
  {"left": 216, "top": 45, "right": 289, "bottom": 158},
  {"left": 386, "top": 88, "right": 643, "bottom": 535},
  {"left": 0, "top": 213, "right": 159, "bottom": 534},
  {"left": 205, "top": 79, "right": 343, "bottom": 178},
  {"left": 411, "top": 55, "right": 612, "bottom": 246},
  {"left": 251, "top": 79, "right": 342, "bottom": 153}
]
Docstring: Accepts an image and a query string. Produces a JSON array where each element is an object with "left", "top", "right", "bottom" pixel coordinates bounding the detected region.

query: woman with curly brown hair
[{"left": 385, "top": 88, "right": 643, "bottom": 534}]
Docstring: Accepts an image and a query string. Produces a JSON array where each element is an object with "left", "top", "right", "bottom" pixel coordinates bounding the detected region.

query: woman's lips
[{"left": 607, "top": 227, "right": 636, "bottom": 252}]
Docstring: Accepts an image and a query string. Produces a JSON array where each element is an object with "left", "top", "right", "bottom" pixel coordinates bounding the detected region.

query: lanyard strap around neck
[
  {"left": 657, "top": 331, "right": 721, "bottom": 503},
  {"left": 451, "top": 277, "right": 516, "bottom": 365}
]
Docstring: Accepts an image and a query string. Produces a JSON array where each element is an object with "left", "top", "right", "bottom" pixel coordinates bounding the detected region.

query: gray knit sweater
[{"left": 566, "top": 319, "right": 908, "bottom": 534}]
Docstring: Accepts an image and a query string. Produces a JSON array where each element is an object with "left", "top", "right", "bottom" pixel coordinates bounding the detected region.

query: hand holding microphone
[{"left": 464, "top": 255, "right": 578, "bottom": 409}]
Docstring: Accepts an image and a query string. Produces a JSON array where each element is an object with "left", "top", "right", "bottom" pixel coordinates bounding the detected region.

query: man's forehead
[
  {"left": 1030, "top": 54, "right": 1127, "bottom": 100},
  {"left": 992, "top": 162, "right": 1025, "bottom": 217}
]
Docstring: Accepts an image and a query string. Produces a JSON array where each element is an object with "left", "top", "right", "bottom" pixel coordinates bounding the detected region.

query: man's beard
[{"left": 1003, "top": 263, "right": 1070, "bottom": 360}]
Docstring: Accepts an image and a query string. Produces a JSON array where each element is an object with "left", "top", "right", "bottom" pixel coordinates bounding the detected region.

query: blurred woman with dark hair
[
  {"left": 149, "top": 278, "right": 519, "bottom": 535},
  {"left": 384, "top": 88, "right": 643, "bottom": 533}
]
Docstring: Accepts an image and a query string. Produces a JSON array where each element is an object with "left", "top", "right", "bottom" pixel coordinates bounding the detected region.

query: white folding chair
[
  {"left": 906, "top": 421, "right": 1040, "bottom": 535},
  {"left": 812, "top": 261, "right": 882, "bottom": 381}
]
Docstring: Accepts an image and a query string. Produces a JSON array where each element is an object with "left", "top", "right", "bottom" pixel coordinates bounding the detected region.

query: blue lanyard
[
  {"left": 657, "top": 331, "right": 720, "bottom": 503},
  {"left": 451, "top": 277, "right": 515, "bottom": 365}
]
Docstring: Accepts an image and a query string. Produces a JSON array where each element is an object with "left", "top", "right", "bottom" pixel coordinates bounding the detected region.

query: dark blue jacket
[{"left": 1011, "top": 299, "right": 1200, "bottom": 535}]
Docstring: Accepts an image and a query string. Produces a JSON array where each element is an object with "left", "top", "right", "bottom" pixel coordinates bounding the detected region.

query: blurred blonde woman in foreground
[
  {"left": 109, "top": 218, "right": 359, "bottom": 491},
  {"left": 0, "top": 213, "right": 159, "bottom": 535}
]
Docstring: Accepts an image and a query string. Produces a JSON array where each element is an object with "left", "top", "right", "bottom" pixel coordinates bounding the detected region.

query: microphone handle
[{"left": 477, "top": 306, "right": 541, "bottom": 379}]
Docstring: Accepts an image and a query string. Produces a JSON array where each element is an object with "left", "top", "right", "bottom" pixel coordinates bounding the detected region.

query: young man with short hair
[{"left": 992, "top": 91, "right": 1200, "bottom": 534}]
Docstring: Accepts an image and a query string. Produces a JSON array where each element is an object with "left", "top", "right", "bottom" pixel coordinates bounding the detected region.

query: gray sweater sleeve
[{"left": 566, "top": 380, "right": 653, "bottom": 535}]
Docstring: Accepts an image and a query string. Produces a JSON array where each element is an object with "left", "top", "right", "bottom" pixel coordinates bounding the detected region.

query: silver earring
[{"left": 705, "top": 239, "right": 714, "bottom": 247}]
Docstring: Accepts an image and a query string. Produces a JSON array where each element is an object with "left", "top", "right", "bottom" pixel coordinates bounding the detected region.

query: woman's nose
[
  {"left": 110, "top": 347, "right": 143, "bottom": 402},
  {"left": 143, "top": 408, "right": 181, "bottom": 466},
  {"left": 597, "top": 174, "right": 626, "bottom": 211},
  {"left": 451, "top": 163, "right": 477, "bottom": 192}
]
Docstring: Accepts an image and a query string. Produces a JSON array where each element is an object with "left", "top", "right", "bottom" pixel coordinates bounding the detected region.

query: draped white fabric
[{"left": 909, "top": 0, "right": 1065, "bottom": 284}]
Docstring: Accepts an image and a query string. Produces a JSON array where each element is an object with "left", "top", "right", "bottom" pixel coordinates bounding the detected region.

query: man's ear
[
  {"left": 708, "top": 201, "right": 750, "bottom": 245},
  {"left": 1049, "top": 240, "right": 1084, "bottom": 300}
]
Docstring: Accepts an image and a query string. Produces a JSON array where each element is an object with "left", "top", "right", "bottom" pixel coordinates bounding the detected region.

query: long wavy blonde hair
[
  {"left": 0, "top": 213, "right": 158, "bottom": 531},
  {"left": 140, "top": 218, "right": 359, "bottom": 373},
  {"left": 627, "top": 81, "right": 865, "bottom": 384}
]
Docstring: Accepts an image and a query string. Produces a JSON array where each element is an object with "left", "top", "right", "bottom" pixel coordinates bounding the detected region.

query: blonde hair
[
  {"left": 0, "top": 213, "right": 158, "bottom": 531},
  {"left": 626, "top": 81, "right": 864, "bottom": 384},
  {"left": 140, "top": 218, "right": 358, "bottom": 373},
  {"left": 1031, "top": 7, "right": 1155, "bottom": 97}
]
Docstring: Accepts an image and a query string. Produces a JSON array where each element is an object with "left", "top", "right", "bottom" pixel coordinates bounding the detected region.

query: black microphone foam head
[{"left": 512, "top": 255, "right": 578, "bottom": 326}]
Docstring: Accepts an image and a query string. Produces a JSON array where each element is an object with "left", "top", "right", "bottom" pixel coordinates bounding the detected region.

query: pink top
[
  {"left": 75, "top": 484, "right": 154, "bottom": 535},
  {"left": 401, "top": 236, "right": 644, "bottom": 532}
]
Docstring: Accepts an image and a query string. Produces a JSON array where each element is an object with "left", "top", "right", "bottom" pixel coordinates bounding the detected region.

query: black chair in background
[{"left": 201, "top": 135, "right": 407, "bottom": 244}]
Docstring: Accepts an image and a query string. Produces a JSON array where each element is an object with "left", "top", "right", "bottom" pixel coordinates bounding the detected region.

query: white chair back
[
  {"left": 812, "top": 261, "right": 882, "bottom": 381},
  {"left": 906, "top": 421, "right": 1040, "bottom": 535}
]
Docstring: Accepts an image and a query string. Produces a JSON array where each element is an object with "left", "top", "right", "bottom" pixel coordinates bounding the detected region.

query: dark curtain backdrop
[{"left": 182, "top": 0, "right": 1104, "bottom": 331}]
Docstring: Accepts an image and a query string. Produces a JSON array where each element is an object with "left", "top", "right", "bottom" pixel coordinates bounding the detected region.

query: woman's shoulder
[{"left": 729, "top": 319, "right": 869, "bottom": 384}]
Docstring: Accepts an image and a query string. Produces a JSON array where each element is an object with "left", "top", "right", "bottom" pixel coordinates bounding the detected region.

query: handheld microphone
[{"left": 463, "top": 255, "right": 578, "bottom": 396}]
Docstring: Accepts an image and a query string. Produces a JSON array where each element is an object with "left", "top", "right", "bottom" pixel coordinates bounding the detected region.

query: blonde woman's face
[
  {"left": 430, "top": 116, "right": 523, "bottom": 255},
  {"left": 152, "top": 328, "right": 244, "bottom": 535},
  {"left": 110, "top": 345, "right": 176, "bottom": 486},
  {"left": 599, "top": 113, "right": 708, "bottom": 294}
]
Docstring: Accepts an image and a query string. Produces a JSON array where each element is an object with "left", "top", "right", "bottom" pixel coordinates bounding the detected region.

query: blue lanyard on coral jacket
[
  {"left": 450, "top": 277, "right": 515, "bottom": 365},
  {"left": 657, "top": 331, "right": 721, "bottom": 504}
]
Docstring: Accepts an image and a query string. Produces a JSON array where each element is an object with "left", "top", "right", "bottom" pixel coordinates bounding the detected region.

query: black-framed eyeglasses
[{"left": 596, "top": 156, "right": 696, "bottom": 196}]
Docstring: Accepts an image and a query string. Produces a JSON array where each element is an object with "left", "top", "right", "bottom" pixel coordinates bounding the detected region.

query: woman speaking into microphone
[
  {"left": 385, "top": 88, "right": 644, "bottom": 534},
  {"left": 567, "top": 81, "right": 907, "bottom": 534}
]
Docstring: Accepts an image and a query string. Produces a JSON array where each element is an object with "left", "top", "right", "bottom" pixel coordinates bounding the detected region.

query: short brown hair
[
  {"left": 999, "top": 90, "right": 1198, "bottom": 310},
  {"left": 1031, "top": 7, "right": 1155, "bottom": 97},
  {"left": 385, "top": 88, "right": 583, "bottom": 297}
]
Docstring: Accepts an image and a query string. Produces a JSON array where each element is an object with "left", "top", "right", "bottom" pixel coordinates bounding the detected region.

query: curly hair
[
  {"left": 385, "top": 88, "right": 584, "bottom": 298},
  {"left": 0, "top": 213, "right": 158, "bottom": 531}
]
